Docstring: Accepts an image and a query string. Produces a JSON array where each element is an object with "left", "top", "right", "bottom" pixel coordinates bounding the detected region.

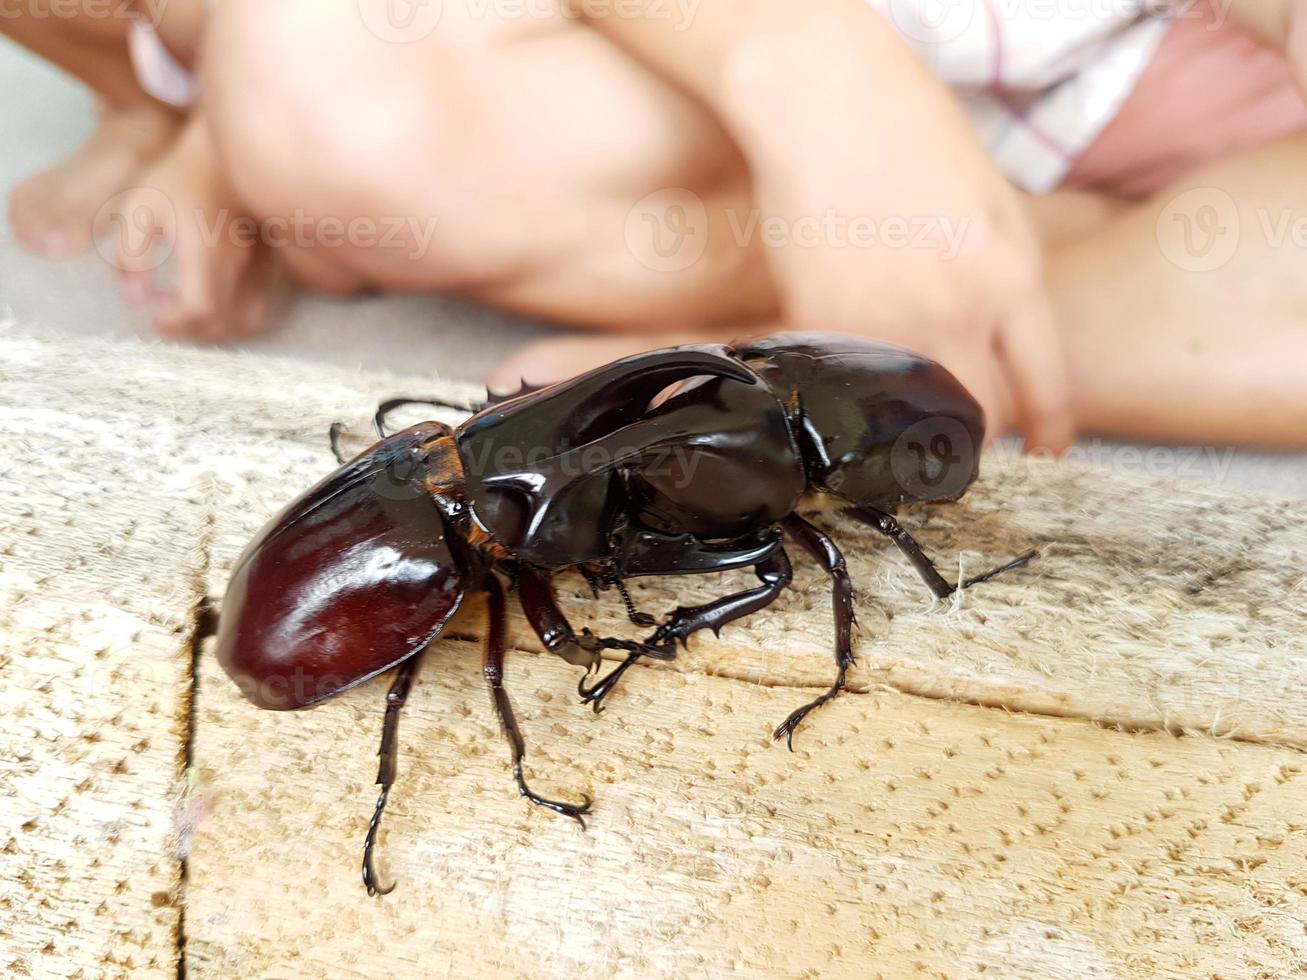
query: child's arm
[
  {"left": 1184, "top": 0, "right": 1307, "bottom": 82},
  {"left": 569, "top": 1, "right": 1074, "bottom": 453}
]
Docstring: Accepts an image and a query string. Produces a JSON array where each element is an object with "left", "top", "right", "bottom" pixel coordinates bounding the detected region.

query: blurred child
[{"left": 6, "top": 0, "right": 1307, "bottom": 449}]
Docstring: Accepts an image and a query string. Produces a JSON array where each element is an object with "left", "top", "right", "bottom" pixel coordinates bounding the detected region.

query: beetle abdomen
[
  {"left": 216, "top": 424, "right": 466, "bottom": 709},
  {"left": 737, "top": 334, "right": 985, "bottom": 507}
]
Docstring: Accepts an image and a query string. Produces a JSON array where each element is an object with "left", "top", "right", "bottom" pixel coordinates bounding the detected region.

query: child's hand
[
  {"left": 107, "top": 114, "right": 275, "bottom": 341},
  {"left": 576, "top": 2, "right": 1075, "bottom": 453},
  {"left": 724, "top": 16, "right": 1072, "bottom": 453}
]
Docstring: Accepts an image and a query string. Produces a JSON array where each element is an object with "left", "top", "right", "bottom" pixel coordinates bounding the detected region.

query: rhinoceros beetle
[{"left": 215, "top": 333, "right": 1035, "bottom": 894}]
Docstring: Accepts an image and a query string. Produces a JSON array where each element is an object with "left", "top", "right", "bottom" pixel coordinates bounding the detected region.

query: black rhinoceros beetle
[{"left": 215, "top": 333, "right": 1035, "bottom": 893}]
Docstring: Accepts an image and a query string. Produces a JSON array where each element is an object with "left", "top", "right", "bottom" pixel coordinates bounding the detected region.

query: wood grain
[{"left": 3, "top": 332, "right": 1306, "bottom": 978}]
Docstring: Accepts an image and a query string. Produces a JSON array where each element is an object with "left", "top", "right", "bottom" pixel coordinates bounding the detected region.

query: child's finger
[
  {"left": 153, "top": 217, "right": 218, "bottom": 337},
  {"left": 998, "top": 289, "right": 1076, "bottom": 455},
  {"left": 113, "top": 188, "right": 174, "bottom": 307}
]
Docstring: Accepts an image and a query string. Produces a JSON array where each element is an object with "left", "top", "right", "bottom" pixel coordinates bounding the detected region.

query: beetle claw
[
  {"left": 361, "top": 785, "right": 397, "bottom": 898},
  {"left": 772, "top": 715, "right": 803, "bottom": 751},
  {"left": 520, "top": 785, "right": 592, "bottom": 828}
]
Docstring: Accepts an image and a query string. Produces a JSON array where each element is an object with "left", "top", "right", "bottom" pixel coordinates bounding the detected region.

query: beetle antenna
[
  {"left": 328, "top": 422, "right": 349, "bottom": 465},
  {"left": 374, "top": 396, "right": 484, "bottom": 437},
  {"left": 612, "top": 577, "right": 656, "bottom": 628}
]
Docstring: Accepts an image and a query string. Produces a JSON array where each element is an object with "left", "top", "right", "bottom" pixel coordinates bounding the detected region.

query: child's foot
[{"left": 8, "top": 103, "right": 180, "bottom": 258}]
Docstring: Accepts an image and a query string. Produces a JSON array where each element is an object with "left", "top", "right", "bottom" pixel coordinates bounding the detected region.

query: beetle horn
[
  {"left": 458, "top": 344, "right": 760, "bottom": 568},
  {"left": 459, "top": 344, "right": 754, "bottom": 450}
]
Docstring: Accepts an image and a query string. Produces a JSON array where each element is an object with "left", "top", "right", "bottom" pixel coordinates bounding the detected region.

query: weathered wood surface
[{"left": 2, "top": 331, "right": 1306, "bottom": 978}]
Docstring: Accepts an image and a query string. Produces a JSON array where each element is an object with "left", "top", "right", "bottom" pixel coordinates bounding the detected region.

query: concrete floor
[{"left": 4, "top": 37, "right": 1306, "bottom": 499}]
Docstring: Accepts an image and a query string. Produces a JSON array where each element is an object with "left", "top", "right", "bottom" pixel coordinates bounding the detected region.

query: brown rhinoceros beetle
[{"left": 215, "top": 333, "right": 1035, "bottom": 893}]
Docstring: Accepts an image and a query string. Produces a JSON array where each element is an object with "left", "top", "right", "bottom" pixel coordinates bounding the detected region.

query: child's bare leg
[
  {"left": 493, "top": 146, "right": 1307, "bottom": 453},
  {"left": 1047, "top": 133, "right": 1307, "bottom": 449},
  {"left": 2, "top": 1, "right": 184, "bottom": 255}
]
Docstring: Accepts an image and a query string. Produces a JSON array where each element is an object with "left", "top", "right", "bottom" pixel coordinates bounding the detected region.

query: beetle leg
[
  {"left": 844, "top": 507, "right": 1037, "bottom": 599},
  {"left": 772, "top": 515, "right": 857, "bottom": 750},
  {"left": 483, "top": 574, "right": 592, "bottom": 826},
  {"left": 579, "top": 566, "right": 604, "bottom": 600},
  {"left": 361, "top": 651, "right": 425, "bottom": 898},
  {"left": 575, "top": 649, "right": 645, "bottom": 712},
  {"left": 516, "top": 566, "right": 673, "bottom": 682},
  {"left": 572, "top": 548, "right": 797, "bottom": 716},
  {"left": 647, "top": 547, "right": 794, "bottom": 651}
]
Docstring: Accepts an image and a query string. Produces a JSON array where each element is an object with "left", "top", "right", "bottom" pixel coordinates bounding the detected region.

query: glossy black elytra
[{"left": 215, "top": 333, "right": 1036, "bottom": 894}]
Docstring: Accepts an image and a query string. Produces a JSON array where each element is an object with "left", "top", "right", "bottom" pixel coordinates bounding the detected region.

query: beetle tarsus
[
  {"left": 612, "top": 576, "right": 657, "bottom": 628},
  {"left": 360, "top": 652, "right": 423, "bottom": 897},
  {"left": 773, "top": 660, "right": 851, "bottom": 751},
  {"left": 577, "top": 649, "right": 649, "bottom": 713},
  {"left": 845, "top": 507, "right": 1036, "bottom": 599},
  {"left": 514, "top": 764, "right": 592, "bottom": 827},
  {"left": 959, "top": 549, "right": 1039, "bottom": 590},
  {"left": 362, "top": 785, "right": 397, "bottom": 897}
]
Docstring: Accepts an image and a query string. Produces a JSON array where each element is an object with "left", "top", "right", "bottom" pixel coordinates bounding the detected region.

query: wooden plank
[
  {"left": 0, "top": 343, "right": 202, "bottom": 978},
  {"left": 5, "top": 332, "right": 1307, "bottom": 977},
  {"left": 185, "top": 634, "right": 1307, "bottom": 978}
]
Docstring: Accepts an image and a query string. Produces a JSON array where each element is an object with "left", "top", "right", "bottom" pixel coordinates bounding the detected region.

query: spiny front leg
[
  {"left": 516, "top": 564, "right": 671, "bottom": 714},
  {"left": 772, "top": 515, "right": 858, "bottom": 749},
  {"left": 648, "top": 547, "right": 794, "bottom": 650},
  {"left": 570, "top": 547, "right": 798, "bottom": 715},
  {"left": 484, "top": 574, "right": 591, "bottom": 825},
  {"left": 573, "top": 547, "right": 797, "bottom": 716}
]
